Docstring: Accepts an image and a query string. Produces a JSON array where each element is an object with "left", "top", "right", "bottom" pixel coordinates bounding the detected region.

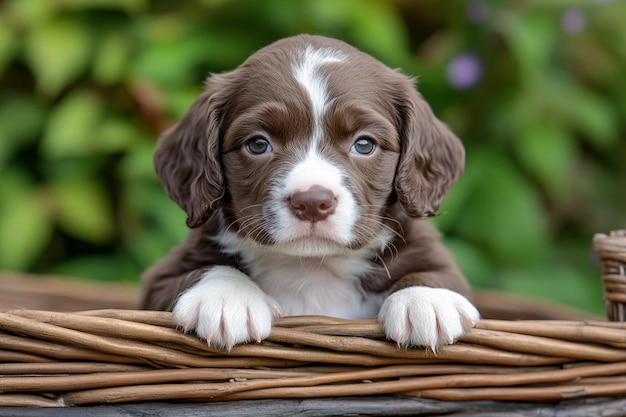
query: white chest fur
[
  {"left": 218, "top": 232, "right": 385, "bottom": 319},
  {"left": 251, "top": 253, "right": 384, "bottom": 319}
]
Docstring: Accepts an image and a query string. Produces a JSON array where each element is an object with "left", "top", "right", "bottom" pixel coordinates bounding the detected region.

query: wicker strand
[
  {"left": 0, "top": 333, "right": 144, "bottom": 364},
  {"left": 476, "top": 319, "right": 626, "bottom": 344},
  {"left": 2, "top": 310, "right": 567, "bottom": 367},
  {"left": 0, "top": 362, "right": 149, "bottom": 375},
  {"left": 594, "top": 230, "right": 626, "bottom": 321},
  {"left": 460, "top": 328, "right": 626, "bottom": 362},
  {"left": 57, "top": 362, "right": 626, "bottom": 405},
  {"left": 416, "top": 380, "right": 626, "bottom": 402},
  {"left": 0, "top": 394, "right": 64, "bottom": 407}
]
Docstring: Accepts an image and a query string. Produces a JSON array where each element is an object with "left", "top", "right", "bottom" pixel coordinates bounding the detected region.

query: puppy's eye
[
  {"left": 350, "top": 137, "right": 376, "bottom": 155},
  {"left": 246, "top": 137, "right": 272, "bottom": 155}
]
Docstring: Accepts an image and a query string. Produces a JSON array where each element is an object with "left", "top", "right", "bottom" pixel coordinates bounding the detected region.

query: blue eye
[
  {"left": 350, "top": 137, "right": 376, "bottom": 155},
  {"left": 246, "top": 137, "right": 272, "bottom": 155}
]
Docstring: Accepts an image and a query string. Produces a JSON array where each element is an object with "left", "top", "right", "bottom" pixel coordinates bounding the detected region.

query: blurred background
[{"left": 0, "top": 0, "right": 624, "bottom": 314}]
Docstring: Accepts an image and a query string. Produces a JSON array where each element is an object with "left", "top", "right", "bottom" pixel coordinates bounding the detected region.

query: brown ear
[
  {"left": 393, "top": 78, "right": 465, "bottom": 218},
  {"left": 154, "top": 73, "right": 234, "bottom": 228}
]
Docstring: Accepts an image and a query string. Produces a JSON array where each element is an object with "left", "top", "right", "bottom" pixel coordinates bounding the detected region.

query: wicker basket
[
  {"left": 0, "top": 232, "right": 625, "bottom": 414},
  {"left": 2, "top": 309, "right": 626, "bottom": 408},
  {"left": 594, "top": 230, "right": 626, "bottom": 321}
]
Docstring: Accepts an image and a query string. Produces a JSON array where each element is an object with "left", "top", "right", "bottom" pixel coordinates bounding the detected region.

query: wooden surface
[
  {"left": 1, "top": 396, "right": 626, "bottom": 417},
  {"left": 0, "top": 272, "right": 139, "bottom": 311},
  {"left": 0, "top": 271, "right": 596, "bottom": 321}
]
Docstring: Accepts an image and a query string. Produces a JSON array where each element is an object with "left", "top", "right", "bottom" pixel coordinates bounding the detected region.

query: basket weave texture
[
  {"left": 2, "top": 309, "right": 626, "bottom": 407},
  {"left": 594, "top": 230, "right": 626, "bottom": 321}
]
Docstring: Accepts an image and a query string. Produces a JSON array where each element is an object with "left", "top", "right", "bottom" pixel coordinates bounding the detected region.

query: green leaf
[
  {"left": 164, "top": 87, "right": 203, "bottom": 120},
  {"left": 58, "top": 0, "right": 148, "bottom": 13},
  {"left": 124, "top": 183, "right": 187, "bottom": 244},
  {"left": 5, "top": 0, "right": 55, "bottom": 29},
  {"left": 126, "top": 229, "right": 178, "bottom": 270},
  {"left": 543, "top": 77, "right": 618, "bottom": 149},
  {"left": 132, "top": 18, "right": 197, "bottom": 86},
  {"left": 347, "top": 0, "right": 409, "bottom": 66},
  {"left": 40, "top": 90, "right": 104, "bottom": 159},
  {"left": 514, "top": 122, "right": 575, "bottom": 198},
  {"left": 97, "top": 115, "right": 142, "bottom": 154},
  {"left": 118, "top": 141, "right": 158, "bottom": 181},
  {"left": 52, "top": 254, "right": 140, "bottom": 282},
  {"left": 456, "top": 148, "right": 548, "bottom": 265},
  {"left": 433, "top": 157, "right": 483, "bottom": 232},
  {"left": 92, "top": 33, "right": 132, "bottom": 85},
  {"left": 0, "top": 19, "right": 17, "bottom": 78},
  {"left": 433, "top": 182, "right": 469, "bottom": 232},
  {"left": 23, "top": 18, "right": 92, "bottom": 96},
  {"left": 147, "top": 191, "right": 187, "bottom": 244},
  {"left": 51, "top": 176, "right": 115, "bottom": 244},
  {"left": 133, "top": 23, "right": 255, "bottom": 87},
  {"left": 498, "top": 12, "right": 556, "bottom": 80},
  {"left": 442, "top": 237, "right": 494, "bottom": 289},
  {"left": 0, "top": 171, "right": 52, "bottom": 270},
  {"left": 501, "top": 264, "right": 604, "bottom": 314},
  {"left": 0, "top": 95, "right": 47, "bottom": 165}
]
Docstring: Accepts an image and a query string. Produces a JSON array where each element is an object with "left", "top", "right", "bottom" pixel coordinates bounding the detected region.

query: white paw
[
  {"left": 378, "top": 286, "right": 480, "bottom": 351},
  {"left": 172, "top": 266, "right": 283, "bottom": 350}
]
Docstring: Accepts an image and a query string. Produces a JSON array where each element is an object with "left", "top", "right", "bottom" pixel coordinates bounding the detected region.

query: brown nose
[{"left": 289, "top": 186, "right": 338, "bottom": 222}]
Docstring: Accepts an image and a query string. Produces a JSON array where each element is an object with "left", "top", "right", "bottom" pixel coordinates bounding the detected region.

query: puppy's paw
[
  {"left": 378, "top": 286, "right": 479, "bottom": 351},
  {"left": 172, "top": 266, "right": 283, "bottom": 350}
]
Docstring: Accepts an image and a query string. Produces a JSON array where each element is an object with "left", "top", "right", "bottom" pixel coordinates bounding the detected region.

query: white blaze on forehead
[
  {"left": 284, "top": 151, "right": 345, "bottom": 194},
  {"left": 292, "top": 46, "right": 345, "bottom": 146}
]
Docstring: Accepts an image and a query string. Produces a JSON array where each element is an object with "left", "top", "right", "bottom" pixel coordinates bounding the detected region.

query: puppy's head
[{"left": 155, "top": 35, "right": 464, "bottom": 256}]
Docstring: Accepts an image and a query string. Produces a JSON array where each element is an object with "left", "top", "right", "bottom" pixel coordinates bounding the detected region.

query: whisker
[
  {"left": 375, "top": 253, "right": 392, "bottom": 280},
  {"left": 350, "top": 215, "right": 402, "bottom": 262},
  {"left": 358, "top": 213, "right": 405, "bottom": 244},
  {"left": 239, "top": 204, "right": 264, "bottom": 213}
]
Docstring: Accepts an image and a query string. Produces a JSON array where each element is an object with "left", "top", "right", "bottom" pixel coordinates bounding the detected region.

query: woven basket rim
[{"left": 2, "top": 308, "right": 626, "bottom": 407}]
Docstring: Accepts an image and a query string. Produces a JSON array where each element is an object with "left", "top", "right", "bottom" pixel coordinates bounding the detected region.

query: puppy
[{"left": 140, "top": 34, "right": 480, "bottom": 350}]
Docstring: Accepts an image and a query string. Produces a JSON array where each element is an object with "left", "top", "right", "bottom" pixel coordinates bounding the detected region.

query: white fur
[
  {"left": 292, "top": 46, "right": 345, "bottom": 147},
  {"left": 218, "top": 230, "right": 389, "bottom": 320},
  {"left": 262, "top": 47, "right": 354, "bottom": 257},
  {"left": 378, "top": 286, "right": 480, "bottom": 351},
  {"left": 172, "top": 266, "right": 282, "bottom": 350},
  {"left": 267, "top": 151, "right": 358, "bottom": 256}
]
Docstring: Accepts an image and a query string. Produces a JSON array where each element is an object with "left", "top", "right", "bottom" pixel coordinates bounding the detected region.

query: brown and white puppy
[{"left": 140, "top": 34, "right": 480, "bottom": 350}]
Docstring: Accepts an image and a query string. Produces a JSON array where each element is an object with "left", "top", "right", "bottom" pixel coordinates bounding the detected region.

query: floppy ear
[
  {"left": 393, "top": 78, "right": 465, "bottom": 218},
  {"left": 154, "top": 73, "right": 234, "bottom": 228}
]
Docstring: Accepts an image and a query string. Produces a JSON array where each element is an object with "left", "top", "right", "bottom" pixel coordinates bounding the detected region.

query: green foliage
[{"left": 1, "top": 0, "right": 624, "bottom": 313}]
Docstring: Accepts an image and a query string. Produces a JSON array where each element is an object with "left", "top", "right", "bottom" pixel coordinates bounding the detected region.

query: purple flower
[
  {"left": 561, "top": 8, "right": 587, "bottom": 34},
  {"left": 466, "top": 0, "right": 491, "bottom": 25},
  {"left": 446, "top": 52, "right": 483, "bottom": 90}
]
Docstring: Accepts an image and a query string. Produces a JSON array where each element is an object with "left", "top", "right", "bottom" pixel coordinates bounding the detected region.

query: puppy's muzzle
[{"left": 289, "top": 185, "right": 338, "bottom": 222}]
